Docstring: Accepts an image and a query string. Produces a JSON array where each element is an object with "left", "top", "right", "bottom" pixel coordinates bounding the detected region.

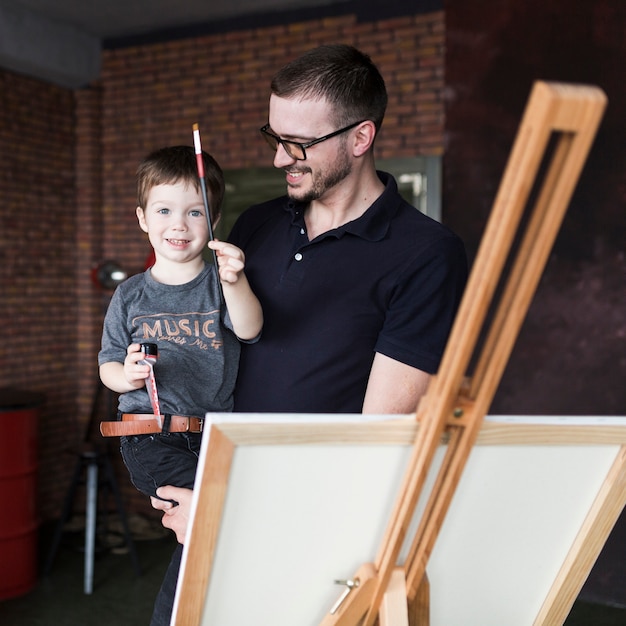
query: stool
[{"left": 43, "top": 447, "right": 142, "bottom": 593}]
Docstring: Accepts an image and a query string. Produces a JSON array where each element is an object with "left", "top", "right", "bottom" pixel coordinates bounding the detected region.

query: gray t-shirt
[{"left": 99, "top": 263, "right": 249, "bottom": 417}]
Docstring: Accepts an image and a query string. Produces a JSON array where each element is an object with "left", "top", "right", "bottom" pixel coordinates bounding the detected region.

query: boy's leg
[
  {"left": 120, "top": 432, "right": 202, "bottom": 497},
  {"left": 125, "top": 432, "right": 200, "bottom": 624}
]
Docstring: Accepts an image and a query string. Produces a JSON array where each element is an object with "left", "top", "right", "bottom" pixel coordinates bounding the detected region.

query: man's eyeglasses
[{"left": 259, "top": 120, "right": 366, "bottom": 161}]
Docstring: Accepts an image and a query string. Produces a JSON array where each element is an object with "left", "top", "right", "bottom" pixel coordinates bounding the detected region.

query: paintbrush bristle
[{"left": 192, "top": 123, "right": 199, "bottom": 131}]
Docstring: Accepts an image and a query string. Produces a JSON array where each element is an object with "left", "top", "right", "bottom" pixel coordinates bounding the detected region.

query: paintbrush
[{"left": 192, "top": 123, "right": 223, "bottom": 302}]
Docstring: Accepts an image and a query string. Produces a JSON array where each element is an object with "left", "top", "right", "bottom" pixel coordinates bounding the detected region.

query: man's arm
[{"left": 362, "top": 352, "right": 431, "bottom": 414}]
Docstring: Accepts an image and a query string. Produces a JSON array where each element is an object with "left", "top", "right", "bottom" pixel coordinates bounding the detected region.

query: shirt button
[
  {"left": 294, "top": 253, "right": 303, "bottom": 261},
  {"left": 300, "top": 228, "right": 305, "bottom": 235}
]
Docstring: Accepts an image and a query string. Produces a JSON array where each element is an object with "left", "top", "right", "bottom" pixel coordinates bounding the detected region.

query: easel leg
[
  {"left": 379, "top": 567, "right": 409, "bottom": 626},
  {"left": 43, "top": 455, "right": 84, "bottom": 576},
  {"left": 101, "top": 453, "right": 142, "bottom": 575},
  {"left": 84, "top": 459, "right": 98, "bottom": 594},
  {"left": 408, "top": 573, "right": 430, "bottom": 626}
]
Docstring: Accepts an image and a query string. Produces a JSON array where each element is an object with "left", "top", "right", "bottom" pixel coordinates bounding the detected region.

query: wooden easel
[
  {"left": 170, "top": 81, "right": 610, "bottom": 626},
  {"left": 319, "top": 81, "right": 607, "bottom": 626}
]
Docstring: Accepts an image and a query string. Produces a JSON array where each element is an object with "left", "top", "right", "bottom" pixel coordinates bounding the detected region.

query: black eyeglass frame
[{"left": 259, "top": 120, "right": 367, "bottom": 161}]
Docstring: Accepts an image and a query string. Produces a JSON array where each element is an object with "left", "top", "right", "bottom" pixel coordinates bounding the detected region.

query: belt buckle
[{"left": 195, "top": 417, "right": 204, "bottom": 433}]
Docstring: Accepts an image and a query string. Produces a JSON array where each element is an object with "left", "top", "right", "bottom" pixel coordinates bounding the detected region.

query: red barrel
[{"left": 0, "top": 388, "right": 44, "bottom": 600}]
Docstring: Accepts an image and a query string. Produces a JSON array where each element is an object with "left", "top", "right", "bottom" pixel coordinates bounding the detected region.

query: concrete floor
[
  {"left": 0, "top": 520, "right": 174, "bottom": 626},
  {"left": 1, "top": 515, "right": 625, "bottom": 625}
]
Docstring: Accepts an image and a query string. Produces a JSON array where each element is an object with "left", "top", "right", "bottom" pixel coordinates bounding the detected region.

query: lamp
[{"left": 91, "top": 260, "right": 128, "bottom": 290}]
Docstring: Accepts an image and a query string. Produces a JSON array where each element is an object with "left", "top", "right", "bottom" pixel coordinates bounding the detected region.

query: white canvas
[{"left": 173, "top": 414, "right": 626, "bottom": 626}]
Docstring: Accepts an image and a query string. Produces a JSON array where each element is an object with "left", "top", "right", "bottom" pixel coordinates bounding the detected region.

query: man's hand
[{"left": 151, "top": 486, "right": 194, "bottom": 544}]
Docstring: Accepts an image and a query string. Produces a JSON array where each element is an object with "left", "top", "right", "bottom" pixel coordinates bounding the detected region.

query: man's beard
[{"left": 287, "top": 143, "right": 352, "bottom": 204}]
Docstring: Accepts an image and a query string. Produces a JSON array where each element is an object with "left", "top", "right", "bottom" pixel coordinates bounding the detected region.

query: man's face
[{"left": 267, "top": 95, "right": 353, "bottom": 204}]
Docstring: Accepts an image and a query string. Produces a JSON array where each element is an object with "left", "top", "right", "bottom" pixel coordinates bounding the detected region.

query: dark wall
[{"left": 444, "top": 0, "right": 625, "bottom": 414}]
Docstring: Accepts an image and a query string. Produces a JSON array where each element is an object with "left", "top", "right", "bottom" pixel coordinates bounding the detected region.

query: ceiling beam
[{"left": 0, "top": 3, "right": 100, "bottom": 89}]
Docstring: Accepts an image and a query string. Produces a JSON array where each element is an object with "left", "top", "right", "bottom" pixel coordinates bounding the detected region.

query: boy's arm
[
  {"left": 209, "top": 240, "right": 263, "bottom": 340},
  {"left": 100, "top": 343, "right": 150, "bottom": 393}
]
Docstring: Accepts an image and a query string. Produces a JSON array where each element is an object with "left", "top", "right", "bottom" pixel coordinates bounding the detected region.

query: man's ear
[
  {"left": 352, "top": 120, "right": 377, "bottom": 157},
  {"left": 136, "top": 206, "right": 149, "bottom": 233}
]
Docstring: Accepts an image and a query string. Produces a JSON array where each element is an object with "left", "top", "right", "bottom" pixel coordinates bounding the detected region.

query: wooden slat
[
  {"left": 404, "top": 82, "right": 607, "bottom": 603},
  {"left": 533, "top": 445, "right": 626, "bottom": 625},
  {"left": 172, "top": 425, "right": 235, "bottom": 625},
  {"left": 408, "top": 573, "right": 430, "bottom": 626},
  {"left": 212, "top": 416, "right": 626, "bottom": 447},
  {"left": 379, "top": 568, "right": 410, "bottom": 626}
]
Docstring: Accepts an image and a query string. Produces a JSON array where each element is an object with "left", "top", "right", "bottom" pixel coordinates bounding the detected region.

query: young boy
[{"left": 98, "top": 145, "right": 262, "bottom": 500}]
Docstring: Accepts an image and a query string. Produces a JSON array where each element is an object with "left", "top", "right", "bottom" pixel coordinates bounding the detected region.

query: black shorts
[{"left": 120, "top": 431, "right": 202, "bottom": 499}]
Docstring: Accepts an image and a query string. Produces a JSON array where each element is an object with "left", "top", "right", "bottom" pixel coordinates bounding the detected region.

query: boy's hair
[
  {"left": 270, "top": 44, "right": 388, "bottom": 132},
  {"left": 136, "top": 145, "right": 225, "bottom": 222}
]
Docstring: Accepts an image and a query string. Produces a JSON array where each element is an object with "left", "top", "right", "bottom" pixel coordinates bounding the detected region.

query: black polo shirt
[{"left": 229, "top": 171, "right": 467, "bottom": 413}]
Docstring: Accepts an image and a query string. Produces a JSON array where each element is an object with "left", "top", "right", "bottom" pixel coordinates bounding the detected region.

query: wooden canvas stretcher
[
  {"left": 171, "top": 80, "right": 610, "bottom": 625},
  {"left": 173, "top": 415, "right": 626, "bottom": 626}
]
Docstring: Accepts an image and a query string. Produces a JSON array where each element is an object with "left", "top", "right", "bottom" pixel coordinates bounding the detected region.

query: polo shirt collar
[{"left": 284, "top": 171, "right": 400, "bottom": 242}]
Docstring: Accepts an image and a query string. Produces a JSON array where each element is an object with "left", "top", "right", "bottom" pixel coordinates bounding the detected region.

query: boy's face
[{"left": 136, "top": 181, "right": 209, "bottom": 266}]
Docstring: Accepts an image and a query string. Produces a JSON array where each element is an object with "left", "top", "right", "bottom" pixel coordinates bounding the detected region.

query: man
[
  {"left": 150, "top": 43, "right": 467, "bottom": 624},
  {"left": 227, "top": 44, "right": 466, "bottom": 415}
]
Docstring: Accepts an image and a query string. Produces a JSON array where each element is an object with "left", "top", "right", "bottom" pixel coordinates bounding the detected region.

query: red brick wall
[
  {"left": 98, "top": 12, "right": 445, "bottom": 271},
  {"left": 1, "top": 10, "right": 446, "bottom": 520},
  {"left": 3, "top": 0, "right": 624, "bottom": 522},
  {"left": 0, "top": 70, "right": 78, "bottom": 519}
]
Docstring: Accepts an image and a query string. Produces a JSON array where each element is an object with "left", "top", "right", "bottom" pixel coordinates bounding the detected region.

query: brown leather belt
[{"left": 100, "top": 413, "right": 204, "bottom": 437}]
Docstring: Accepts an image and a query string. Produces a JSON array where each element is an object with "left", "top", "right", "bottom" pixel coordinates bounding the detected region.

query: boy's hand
[
  {"left": 124, "top": 342, "right": 150, "bottom": 387},
  {"left": 208, "top": 239, "right": 245, "bottom": 284}
]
